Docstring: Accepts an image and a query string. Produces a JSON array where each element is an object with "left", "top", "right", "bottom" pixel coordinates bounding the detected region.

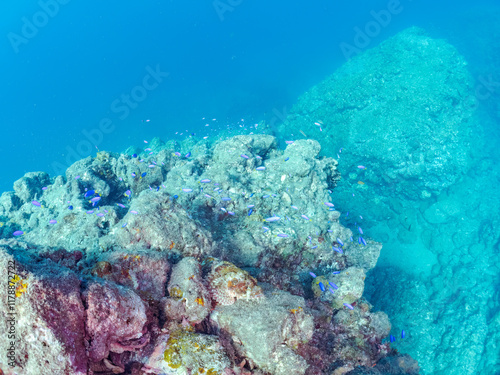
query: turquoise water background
[{"left": 1, "top": 1, "right": 499, "bottom": 374}]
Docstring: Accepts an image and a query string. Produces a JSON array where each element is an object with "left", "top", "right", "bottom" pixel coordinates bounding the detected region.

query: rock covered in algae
[
  {"left": 0, "top": 243, "right": 87, "bottom": 375},
  {"left": 210, "top": 284, "right": 314, "bottom": 375},
  {"left": 206, "top": 258, "right": 264, "bottom": 306},
  {"left": 13, "top": 171, "right": 51, "bottom": 203},
  {"left": 88, "top": 249, "right": 171, "bottom": 300},
  {"left": 102, "top": 188, "right": 214, "bottom": 258},
  {"left": 312, "top": 267, "right": 366, "bottom": 309},
  {"left": 162, "top": 256, "right": 212, "bottom": 324},
  {"left": 160, "top": 326, "right": 231, "bottom": 375},
  {"left": 84, "top": 280, "right": 149, "bottom": 362}
]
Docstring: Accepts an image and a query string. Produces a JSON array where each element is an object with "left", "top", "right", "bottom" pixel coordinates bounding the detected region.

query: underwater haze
[{"left": 1, "top": 0, "right": 500, "bottom": 374}]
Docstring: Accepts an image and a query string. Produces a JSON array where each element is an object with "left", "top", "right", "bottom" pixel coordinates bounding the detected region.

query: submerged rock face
[
  {"left": 280, "top": 27, "right": 477, "bottom": 200},
  {"left": 210, "top": 284, "right": 314, "bottom": 375},
  {"left": 0, "top": 133, "right": 418, "bottom": 373},
  {"left": 0, "top": 245, "right": 87, "bottom": 375}
]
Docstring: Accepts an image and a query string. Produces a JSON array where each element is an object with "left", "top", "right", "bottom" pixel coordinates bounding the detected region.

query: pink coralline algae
[{"left": 84, "top": 280, "right": 150, "bottom": 363}]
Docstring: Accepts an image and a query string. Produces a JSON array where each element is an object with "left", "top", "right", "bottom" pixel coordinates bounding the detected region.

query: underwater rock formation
[
  {"left": 0, "top": 133, "right": 419, "bottom": 374},
  {"left": 279, "top": 26, "right": 477, "bottom": 200},
  {"left": 0, "top": 244, "right": 87, "bottom": 375},
  {"left": 210, "top": 284, "right": 313, "bottom": 375}
]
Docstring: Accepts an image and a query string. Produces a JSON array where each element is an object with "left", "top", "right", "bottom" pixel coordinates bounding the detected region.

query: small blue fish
[
  {"left": 49, "top": 220, "right": 57, "bottom": 224},
  {"left": 96, "top": 212, "right": 105, "bottom": 217},
  {"left": 319, "top": 282, "right": 325, "bottom": 292},
  {"left": 182, "top": 188, "right": 193, "bottom": 193},
  {"left": 173, "top": 195, "right": 178, "bottom": 199},
  {"left": 90, "top": 196, "right": 101, "bottom": 204},
  {"left": 324, "top": 202, "right": 334, "bottom": 207},
  {"left": 329, "top": 287, "right": 335, "bottom": 294},
  {"left": 390, "top": 335, "right": 395, "bottom": 343},
  {"left": 277, "top": 233, "right": 288, "bottom": 238},
  {"left": 241, "top": 154, "right": 249, "bottom": 159},
  {"left": 256, "top": 166, "right": 265, "bottom": 171},
  {"left": 84, "top": 190, "right": 95, "bottom": 198},
  {"left": 221, "top": 197, "right": 231, "bottom": 201},
  {"left": 264, "top": 216, "right": 280, "bottom": 222},
  {"left": 248, "top": 208, "right": 253, "bottom": 216},
  {"left": 122, "top": 222, "right": 128, "bottom": 228},
  {"left": 131, "top": 172, "right": 137, "bottom": 177},
  {"left": 309, "top": 272, "right": 317, "bottom": 278},
  {"left": 132, "top": 153, "right": 137, "bottom": 158},
  {"left": 68, "top": 205, "right": 73, "bottom": 210},
  {"left": 401, "top": 330, "right": 406, "bottom": 339},
  {"left": 332, "top": 246, "right": 343, "bottom": 254},
  {"left": 311, "top": 245, "right": 317, "bottom": 249},
  {"left": 228, "top": 211, "right": 235, "bottom": 215},
  {"left": 200, "top": 179, "right": 211, "bottom": 183},
  {"left": 13, "top": 230, "right": 24, "bottom": 236},
  {"left": 332, "top": 271, "right": 340, "bottom": 274},
  {"left": 359, "top": 237, "right": 367, "bottom": 246},
  {"left": 358, "top": 227, "right": 363, "bottom": 235},
  {"left": 336, "top": 238, "right": 344, "bottom": 246},
  {"left": 262, "top": 194, "right": 270, "bottom": 198},
  {"left": 262, "top": 226, "right": 269, "bottom": 232},
  {"left": 284, "top": 157, "right": 289, "bottom": 161},
  {"left": 301, "top": 214, "right": 310, "bottom": 221},
  {"left": 32, "top": 200, "right": 41, "bottom": 207},
  {"left": 247, "top": 204, "right": 255, "bottom": 208},
  {"left": 329, "top": 281, "right": 338, "bottom": 289},
  {"left": 291, "top": 205, "right": 298, "bottom": 210},
  {"left": 343, "top": 303, "right": 354, "bottom": 310},
  {"left": 141, "top": 172, "right": 147, "bottom": 178},
  {"left": 185, "top": 152, "right": 191, "bottom": 158}
]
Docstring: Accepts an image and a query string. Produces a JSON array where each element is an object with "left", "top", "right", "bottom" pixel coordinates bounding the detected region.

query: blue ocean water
[{"left": 1, "top": 1, "right": 499, "bottom": 374}]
